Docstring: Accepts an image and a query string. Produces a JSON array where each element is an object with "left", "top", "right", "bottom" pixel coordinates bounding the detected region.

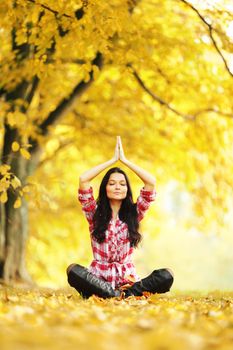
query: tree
[{"left": 0, "top": 0, "right": 233, "bottom": 283}]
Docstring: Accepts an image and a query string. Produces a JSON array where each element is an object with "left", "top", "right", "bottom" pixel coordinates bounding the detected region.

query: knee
[
  {"left": 165, "top": 268, "right": 174, "bottom": 279},
  {"left": 66, "top": 263, "right": 76, "bottom": 276},
  {"left": 163, "top": 268, "right": 174, "bottom": 292}
]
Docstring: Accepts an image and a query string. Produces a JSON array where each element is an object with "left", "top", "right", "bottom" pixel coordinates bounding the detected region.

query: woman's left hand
[
  {"left": 117, "top": 136, "right": 156, "bottom": 190},
  {"left": 113, "top": 136, "right": 120, "bottom": 161},
  {"left": 118, "top": 136, "right": 127, "bottom": 163}
]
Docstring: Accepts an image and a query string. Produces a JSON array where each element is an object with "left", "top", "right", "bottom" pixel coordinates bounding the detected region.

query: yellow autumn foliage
[
  {"left": 0, "top": 0, "right": 233, "bottom": 291},
  {"left": 0, "top": 288, "right": 233, "bottom": 350},
  {"left": 19, "top": 148, "right": 31, "bottom": 160},
  {"left": 0, "top": 2, "right": 233, "bottom": 349},
  {"left": 0, "top": 191, "right": 8, "bottom": 204},
  {"left": 13, "top": 198, "right": 22, "bottom": 209},
  {"left": 11, "top": 142, "right": 20, "bottom": 152}
]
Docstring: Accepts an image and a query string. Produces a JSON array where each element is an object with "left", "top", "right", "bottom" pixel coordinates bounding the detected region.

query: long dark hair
[{"left": 92, "top": 167, "right": 142, "bottom": 247}]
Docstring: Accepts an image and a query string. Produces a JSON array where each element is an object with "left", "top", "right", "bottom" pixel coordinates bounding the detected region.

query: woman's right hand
[
  {"left": 118, "top": 136, "right": 127, "bottom": 163},
  {"left": 79, "top": 136, "right": 121, "bottom": 189},
  {"left": 113, "top": 136, "right": 120, "bottom": 161}
]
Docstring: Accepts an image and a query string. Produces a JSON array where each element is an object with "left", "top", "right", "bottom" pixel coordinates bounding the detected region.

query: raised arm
[
  {"left": 118, "top": 137, "right": 156, "bottom": 191},
  {"left": 79, "top": 138, "right": 119, "bottom": 190}
]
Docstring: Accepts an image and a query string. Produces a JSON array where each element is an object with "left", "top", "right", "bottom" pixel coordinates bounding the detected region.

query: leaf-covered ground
[{"left": 0, "top": 287, "right": 233, "bottom": 350}]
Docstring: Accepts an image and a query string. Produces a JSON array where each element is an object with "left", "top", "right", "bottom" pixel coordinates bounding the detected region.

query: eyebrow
[{"left": 109, "top": 180, "right": 126, "bottom": 183}]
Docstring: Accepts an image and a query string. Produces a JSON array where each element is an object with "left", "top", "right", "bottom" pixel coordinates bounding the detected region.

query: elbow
[
  {"left": 79, "top": 175, "right": 87, "bottom": 187},
  {"left": 149, "top": 177, "right": 156, "bottom": 187},
  {"left": 79, "top": 175, "right": 90, "bottom": 190},
  {"left": 79, "top": 175, "right": 85, "bottom": 183},
  {"left": 152, "top": 177, "right": 156, "bottom": 186},
  {"left": 144, "top": 177, "right": 156, "bottom": 191}
]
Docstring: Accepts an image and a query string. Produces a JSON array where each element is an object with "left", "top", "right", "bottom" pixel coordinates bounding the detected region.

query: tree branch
[
  {"left": 22, "top": 76, "right": 40, "bottom": 108},
  {"left": 180, "top": 0, "right": 233, "bottom": 77},
  {"left": 46, "top": 58, "right": 86, "bottom": 65},
  {"left": 30, "top": 52, "right": 103, "bottom": 152},
  {"left": 130, "top": 65, "right": 233, "bottom": 120},
  {"left": 26, "top": 0, "right": 73, "bottom": 19},
  {"left": 38, "top": 140, "right": 75, "bottom": 168},
  {"left": 193, "top": 108, "right": 233, "bottom": 119},
  {"left": 129, "top": 65, "right": 195, "bottom": 121},
  {"left": 26, "top": 0, "right": 141, "bottom": 20}
]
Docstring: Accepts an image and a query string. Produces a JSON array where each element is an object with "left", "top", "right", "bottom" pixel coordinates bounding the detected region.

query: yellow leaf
[
  {"left": 83, "top": 72, "right": 90, "bottom": 83},
  {"left": 125, "top": 275, "right": 137, "bottom": 283},
  {"left": 0, "top": 164, "right": 11, "bottom": 175},
  {"left": 7, "top": 112, "right": 16, "bottom": 127},
  {"left": 22, "top": 185, "right": 30, "bottom": 193},
  {"left": 7, "top": 111, "right": 26, "bottom": 127},
  {"left": 0, "top": 177, "right": 10, "bottom": 191},
  {"left": 11, "top": 177, "right": 21, "bottom": 189},
  {"left": 0, "top": 184, "right": 5, "bottom": 192},
  {"left": 0, "top": 191, "right": 8, "bottom": 203},
  {"left": 12, "top": 142, "right": 20, "bottom": 152},
  {"left": 14, "top": 198, "right": 22, "bottom": 209},
  {"left": 15, "top": 31, "right": 27, "bottom": 46},
  {"left": 20, "top": 148, "right": 31, "bottom": 160}
]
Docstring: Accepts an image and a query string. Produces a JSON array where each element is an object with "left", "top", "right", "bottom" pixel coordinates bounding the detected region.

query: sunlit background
[
  {"left": 26, "top": 136, "right": 233, "bottom": 292},
  {"left": 1, "top": 0, "right": 233, "bottom": 293},
  {"left": 23, "top": 0, "right": 233, "bottom": 292}
]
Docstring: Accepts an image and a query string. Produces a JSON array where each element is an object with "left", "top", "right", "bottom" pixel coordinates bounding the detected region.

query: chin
[{"left": 108, "top": 194, "right": 125, "bottom": 200}]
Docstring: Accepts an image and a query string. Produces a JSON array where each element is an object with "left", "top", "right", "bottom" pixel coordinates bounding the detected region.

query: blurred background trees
[{"left": 0, "top": 0, "right": 233, "bottom": 289}]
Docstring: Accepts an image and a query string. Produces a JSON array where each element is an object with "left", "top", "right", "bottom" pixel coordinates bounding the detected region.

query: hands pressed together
[
  {"left": 79, "top": 135, "right": 156, "bottom": 191},
  {"left": 113, "top": 136, "right": 127, "bottom": 163}
]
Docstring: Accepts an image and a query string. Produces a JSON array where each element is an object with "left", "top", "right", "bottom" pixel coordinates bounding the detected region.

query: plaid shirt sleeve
[
  {"left": 136, "top": 187, "right": 156, "bottom": 222},
  {"left": 78, "top": 187, "right": 97, "bottom": 227}
]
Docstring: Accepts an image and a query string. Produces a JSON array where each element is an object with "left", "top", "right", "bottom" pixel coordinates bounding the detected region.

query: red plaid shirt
[{"left": 78, "top": 186, "right": 156, "bottom": 289}]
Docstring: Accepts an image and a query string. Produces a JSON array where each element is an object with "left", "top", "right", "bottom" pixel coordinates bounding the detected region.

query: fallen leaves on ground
[{"left": 0, "top": 287, "right": 233, "bottom": 350}]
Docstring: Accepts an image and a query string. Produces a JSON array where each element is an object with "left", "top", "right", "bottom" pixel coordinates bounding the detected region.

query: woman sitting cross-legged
[{"left": 67, "top": 136, "right": 174, "bottom": 299}]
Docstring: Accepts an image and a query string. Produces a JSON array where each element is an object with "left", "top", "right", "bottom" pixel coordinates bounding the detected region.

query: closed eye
[{"left": 108, "top": 182, "right": 126, "bottom": 186}]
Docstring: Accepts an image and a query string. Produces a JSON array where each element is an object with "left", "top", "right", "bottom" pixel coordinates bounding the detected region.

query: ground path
[{"left": 0, "top": 287, "right": 232, "bottom": 350}]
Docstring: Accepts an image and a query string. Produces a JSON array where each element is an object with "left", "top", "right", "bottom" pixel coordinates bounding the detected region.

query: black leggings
[
  {"left": 124, "top": 268, "right": 174, "bottom": 297},
  {"left": 67, "top": 264, "right": 174, "bottom": 299}
]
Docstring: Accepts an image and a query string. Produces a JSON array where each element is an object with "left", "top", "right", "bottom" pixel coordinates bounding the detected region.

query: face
[{"left": 106, "top": 173, "right": 128, "bottom": 201}]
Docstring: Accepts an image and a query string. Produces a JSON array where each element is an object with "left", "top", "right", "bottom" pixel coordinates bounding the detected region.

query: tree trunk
[
  {"left": 0, "top": 51, "right": 103, "bottom": 285},
  {"left": 0, "top": 151, "right": 39, "bottom": 284},
  {"left": 3, "top": 196, "right": 31, "bottom": 283},
  {"left": 0, "top": 117, "right": 42, "bottom": 284},
  {"left": 0, "top": 203, "right": 6, "bottom": 278}
]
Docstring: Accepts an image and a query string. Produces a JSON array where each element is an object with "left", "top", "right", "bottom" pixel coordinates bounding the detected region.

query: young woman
[{"left": 67, "top": 137, "right": 174, "bottom": 299}]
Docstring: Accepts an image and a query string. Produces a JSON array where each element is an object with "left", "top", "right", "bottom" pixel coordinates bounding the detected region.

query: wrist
[
  {"left": 120, "top": 157, "right": 128, "bottom": 165},
  {"left": 109, "top": 157, "right": 117, "bottom": 165}
]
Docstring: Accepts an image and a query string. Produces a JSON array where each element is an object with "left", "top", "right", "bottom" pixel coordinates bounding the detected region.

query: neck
[{"left": 109, "top": 200, "right": 122, "bottom": 219}]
